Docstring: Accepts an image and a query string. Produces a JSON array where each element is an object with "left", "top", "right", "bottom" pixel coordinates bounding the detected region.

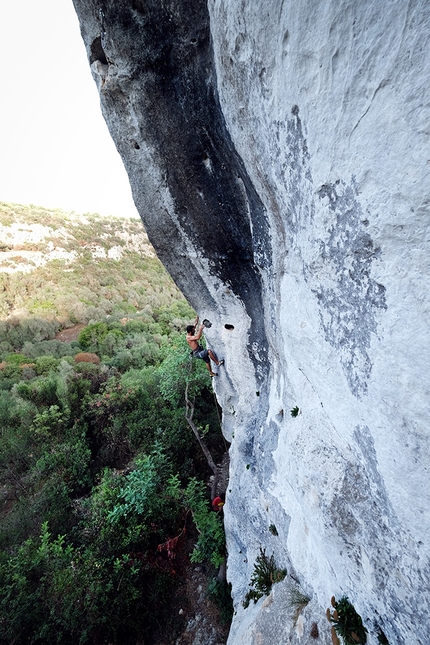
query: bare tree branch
[{"left": 184, "top": 381, "right": 219, "bottom": 497}]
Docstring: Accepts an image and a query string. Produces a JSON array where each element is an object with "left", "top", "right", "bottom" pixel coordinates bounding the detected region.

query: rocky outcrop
[{"left": 72, "top": 1, "right": 430, "bottom": 643}]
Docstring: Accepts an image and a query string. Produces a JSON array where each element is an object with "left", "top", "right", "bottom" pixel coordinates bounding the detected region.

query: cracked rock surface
[{"left": 72, "top": 1, "right": 430, "bottom": 642}]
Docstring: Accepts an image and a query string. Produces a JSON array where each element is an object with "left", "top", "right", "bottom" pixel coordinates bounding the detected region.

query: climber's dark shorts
[{"left": 192, "top": 346, "right": 210, "bottom": 364}]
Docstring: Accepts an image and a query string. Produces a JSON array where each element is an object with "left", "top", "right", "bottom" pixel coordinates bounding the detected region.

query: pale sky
[{"left": 0, "top": 0, "right": 139, "bottom": 219}]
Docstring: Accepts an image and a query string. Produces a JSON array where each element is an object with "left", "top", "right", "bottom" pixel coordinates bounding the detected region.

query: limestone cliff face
[{"left": 72, "top": 1, "right": 430, "bottom": 642}]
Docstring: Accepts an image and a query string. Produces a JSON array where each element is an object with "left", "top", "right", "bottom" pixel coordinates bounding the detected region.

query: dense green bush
[
  {"left": 327, "top": 596, "right": 368, "bottom": 645},
  {"left": 78, "top": 321, "right": 110, "bottom": 350},
  {"left": 105, "top": 448, "right": 182, "bottom": 548},
  {"left": 184, "top": 478, "right": 226, "bottom": 568},
  {"left": 34, "top": 355, "right": 60, "bottom": 375},
  {"left": 243, "top": 548, "right": 287, "bottom": 608},
  {"left": 21, "top": 339, "right": 77, "bottom": 359},
  {"left": 0, "top": 318, "right": 60, "bottom": 355}
]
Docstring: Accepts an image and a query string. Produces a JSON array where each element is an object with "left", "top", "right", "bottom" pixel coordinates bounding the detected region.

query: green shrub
[
  {"left": 78, "top": 322, "right": 109, "bottom": 350},
  {"left": 106, "top": 448, "right": 181, "bottom": 547},
  {"left": 15, "top": 375, "right": 60, "bottom": 407},
  {"left": 326, "top": 596, "right": 368, "bottom": 645},
  {"left": 99, "top": 328, "right": 125, "bottom": 356},
  {"left": 0, "top": 390, "right": 20, "bottom": 430},
  {"left": 184, "top": 478, "right": 226, "bottom": 568},
  {"left": 4, "top": 353, "right": 28, "bottom": 365},
  {"left": 22, "top": 340, "right": 76, "bottom": 359},
  {"left": 107, "top": 348, "right": 134, "bottom": 371},
  {"left": 243, "top": 548, "right": 287, "bottom": 608},
  {"left": 2, "top": 363, "right": 22, "bottom": 381},
  {"left": 35, "top": 355, "right": 60, "bottom": 375},
  {"left": 34, "top": 432, "right": 92, "bottom": 492},
  {"left": 0, "top": 418, "right": 35, "bottom": 483}
]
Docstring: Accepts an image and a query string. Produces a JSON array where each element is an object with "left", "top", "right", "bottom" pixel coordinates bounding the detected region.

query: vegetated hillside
[
  {"left": 0, "top": 201, "right": 181, "bottom": 325},
  {"left": 0, "top": 202, "right": 232, "bottom": 645}
]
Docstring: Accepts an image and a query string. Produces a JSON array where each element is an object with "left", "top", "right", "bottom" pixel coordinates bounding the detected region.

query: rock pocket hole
[
  {"left": 90, "top": 36, "right": 108, "bottom": 65},
  {"left": 131, "top": 0, "right": 145, "bottom": 14},
  {"left": 224, "top": 324, "right": 234, "bottom": 330}
]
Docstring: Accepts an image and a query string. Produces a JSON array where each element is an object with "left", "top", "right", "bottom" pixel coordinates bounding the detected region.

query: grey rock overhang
[{"left": 72, "top": 0, "right": 271, "bottom": 378}]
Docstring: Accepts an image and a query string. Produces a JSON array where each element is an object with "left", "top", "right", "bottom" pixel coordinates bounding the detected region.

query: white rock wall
[{"left": 207, "top": 1, "right": 430, "bottom": 643}]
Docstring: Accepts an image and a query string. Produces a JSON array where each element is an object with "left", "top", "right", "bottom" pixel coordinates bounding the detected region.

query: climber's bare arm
[{"left": 187, "top": 324, "right": 204, "bottom": 343}]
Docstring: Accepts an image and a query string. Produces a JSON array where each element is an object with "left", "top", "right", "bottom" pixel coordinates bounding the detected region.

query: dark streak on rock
[
  {"left": 275, "top": 109, "right": 385, "bottom": 395},
  {"left": 312, "top": 180, "right": 387, "bottom": 396},
  {"left": 278, "top": 108, "right": 314, "bottom": 238}
]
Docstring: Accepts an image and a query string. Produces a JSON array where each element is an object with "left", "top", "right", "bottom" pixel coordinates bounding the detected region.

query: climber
[{"left": 186, "top": 316, "right": 224, "bottom": 377}]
